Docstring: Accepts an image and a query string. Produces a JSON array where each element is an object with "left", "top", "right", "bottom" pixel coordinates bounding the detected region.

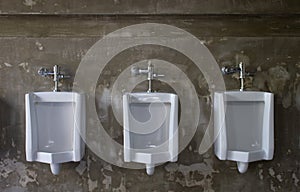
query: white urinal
[
  {"left": 123, "top": 92, "right": 178, "bottom": 175},
  {"left": 214, "top": 91, "right": 274, "bottom": 173},
  {"left": 25, "top": 92, "right": 85, "bottom": 175}
]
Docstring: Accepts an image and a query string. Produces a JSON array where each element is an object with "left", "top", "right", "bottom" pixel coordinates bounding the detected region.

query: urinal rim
[
  {"left": 216, "top": 90, "right": 273, "bottom": 94},
  {"left": 216, "top": 90, "right": 273, "bottom": 95},
  {"left": 125, "top": 92, "right": 177, "bottom": 97}
]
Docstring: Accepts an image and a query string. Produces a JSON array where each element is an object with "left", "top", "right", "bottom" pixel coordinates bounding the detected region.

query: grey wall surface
[
  {"left": 0, "top": 0, "right": 300, "bottom": 14},
  {"left": 0, "top": 1, "right": 299, "bottom": 192}
]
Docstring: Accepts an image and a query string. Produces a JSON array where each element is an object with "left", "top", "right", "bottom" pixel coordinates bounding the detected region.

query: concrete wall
[{"left": 0, "top": 1, "right": 299, "bottom": 192}]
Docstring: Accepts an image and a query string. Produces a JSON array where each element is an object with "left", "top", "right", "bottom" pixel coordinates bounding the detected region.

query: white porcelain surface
[
  {"left": 25, "top": 92, "right": 85, "bottom": 175},
  {"left": 214, "top": 91, "right": 274, "bottom": 173},
  {"left": 123, "top": 92, "right": 178, "bottom": 175}
]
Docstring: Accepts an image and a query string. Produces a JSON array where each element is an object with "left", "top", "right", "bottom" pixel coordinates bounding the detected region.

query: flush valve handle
[{"left": 38, "top": 68, "right": 50, "bottom": 77}]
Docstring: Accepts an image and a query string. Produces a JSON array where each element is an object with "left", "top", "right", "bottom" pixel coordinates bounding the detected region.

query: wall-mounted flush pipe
[
  {"left": 131, "top": 62, "right": 164, "bottom": 93},
  {"left": 221, "top": 62, "right": 253, "bottom": 91},
  {"left": 238, "top": 62, "right": 245, "bottom": 91},
  {"left": 38, "top": 65, "right": 70, "bottom": 92}
]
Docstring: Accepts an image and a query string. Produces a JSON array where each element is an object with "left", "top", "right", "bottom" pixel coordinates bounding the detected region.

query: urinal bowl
[
  {"left": 25, "top": 92, "right": 85, "bottom": 175},
  {"left": 214, "top": 91, "right": 274, "bottom": 173},
  {"left": 123, "top": 92, "right": 178, "bottom": 175}
]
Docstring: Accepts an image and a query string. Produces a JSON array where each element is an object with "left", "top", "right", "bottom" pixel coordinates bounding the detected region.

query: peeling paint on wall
[
  {"left": 88, "top": 179, "right": 98, "bottom": 192},
  {"left": 294, "top": 83, "right": 300, "bottom": 111},
  {"left": 113, "top": 0, "right": 121, "bottom": 5},
  {"left": 292, "top": 172, "right": 299, "bottom": 187},
  {"left": 4, "top": 63, "right": 12, "bottom": 67},
  {"left": 86, "top": 156, "right": 98, "bottom": 191},
  {"left": 165, "top": 159, "right": 217, "bottom": 191},
  {"left": 35, "top": 42, "right": 44, "bottom": 51},
  {"left": 276, "top": 174, "right": 283, "bottom": 182},
  {"left": 270, "top": 180, "right": 276, "bottom": 192},
  {"left": 75, "top": 160, "right": 87, "bottom": 176},
  {"left": 267, "top": 66, "right": 290, "bottom": 96},
  {"left": 18, "top": 62, "right": 29, "bottom": 73},
  {"left": 102, "top": 164, "right": 113, "bottom": 190},
  {"left": 112, "top": 177, "right": 126, "bottom": 192},
  {"left": 0, "top": 154, "right": 38, "bottom": 187},
  {"left": 23, "top": 0, "right": 37, "bottom": 7},
  {"left": 268, "top": 167, "right": 275, "bottom": 177}
]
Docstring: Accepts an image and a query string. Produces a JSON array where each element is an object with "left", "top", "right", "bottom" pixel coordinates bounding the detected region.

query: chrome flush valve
[
  {"left": 38, "top": 65, "right": 70, "bottom": 92},
  {"left": 221, "top": 62, "right": 254, "bottom": 91},
  {"left": 131, "top": 61, "right": 164, "bottom": 93}
]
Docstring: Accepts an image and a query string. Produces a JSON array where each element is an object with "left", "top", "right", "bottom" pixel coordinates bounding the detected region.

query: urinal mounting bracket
[
  {"left": 131, "top": 62, "right": 164, "bottom": 93},
  {"left": 221, "top": 62, "right": 255, "bottom": 91},
  {"left": 38, "top": 65, "right": 70, "bottom": 92}
]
